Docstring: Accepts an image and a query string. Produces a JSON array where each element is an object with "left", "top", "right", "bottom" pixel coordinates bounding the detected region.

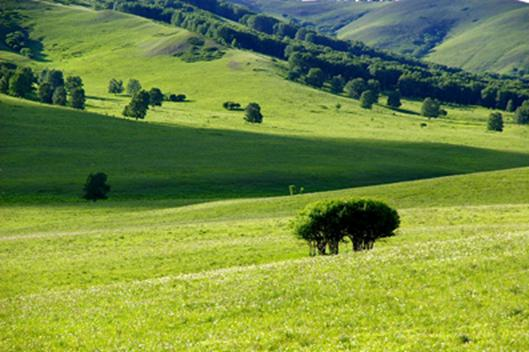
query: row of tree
[
  {"left": 0, "top": 64, "right": 86, "bottom": 109},
  {"left": 293, "top": 199, "right": 400, "bottom": 256},
  {"left": 88, "top": 0, "right": 529, "bottom": 112}
]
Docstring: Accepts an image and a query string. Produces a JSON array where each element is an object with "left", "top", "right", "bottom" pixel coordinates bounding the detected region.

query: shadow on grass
[{"left": 2, "top": 98, "right": 529, "bottom": 203}]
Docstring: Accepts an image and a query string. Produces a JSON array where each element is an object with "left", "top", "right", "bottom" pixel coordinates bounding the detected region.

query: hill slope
[
  {"left": 2, "top": 167, "right": 529, "bottom": 349},
  {"left": 337, "top": 0, "right": 529, "bottom": 74},
  {"left": 230, "top": 0, "right": 529, "bottom": 74}
]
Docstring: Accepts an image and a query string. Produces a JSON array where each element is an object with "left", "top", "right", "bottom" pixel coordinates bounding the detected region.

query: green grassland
[
  {"left": 2, "top": 1, "right": 529, "bottom": 202},
  {"left": 337, "top": 0, "right": 529, "bottom": 73},
  {"left": 1, "top": 168, "right": 529, "bottom": 350},
  {"left": 1, "top": 1, "right": 529, "bottom": 350}
]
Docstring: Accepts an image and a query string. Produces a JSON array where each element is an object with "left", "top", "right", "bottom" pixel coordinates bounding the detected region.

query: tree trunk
[{"left": 317, "top": 241, "right": 327, "bottom": 256}]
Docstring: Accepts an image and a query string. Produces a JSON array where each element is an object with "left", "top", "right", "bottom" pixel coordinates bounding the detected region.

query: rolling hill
[
  {"left": 1, "top": 1, "right": 529, "bottom": 350},
  {"left": 229, "top": 0, "right": 529, "bottom": 74}
]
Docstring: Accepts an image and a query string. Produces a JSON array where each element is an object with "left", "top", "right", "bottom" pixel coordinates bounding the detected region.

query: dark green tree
[
  {"left": 345, "top": 78, "right": 367, "bottom": 99},
  {"left": 5, "top": 31, "right": 27, "bottom": 52},
  {"left": 0, "top": 76, "right": 9, "bottom": 94},
  {"left": 244, "top": 102, "right": 263, "bottom": 123},
  {"left": 506, "top": 99, "right": 515, "bottom": 113},
  {"left": 108, "top": 79, "right": 124, "bottom": 94},
  {"left": 38, "top": 82, "right": 54, "bottom": 104},
  {"left": 123, "top": 90, "right": 150, "bottom": 120},
  {"left": 515, "top": 101, "right": 529, "bottom": 125},
  {"left": 487, "top": 112, "right": 503, "bottom": 132},
  {"left": 329, "top": 75, "right": 345, "bottom": 94},
  {"left": 305, "top": 68, "right": 325, "bottom": 88},
  {"left": 360, "top": 90, "right": 378, "bottom": 109},
  {"left": 148, "top": 87, "right": 164, "bottom": 107},
  {"left": 65, "top": 76, "right": 83, "bottom": 94},
  {"left": 387, "top": 90, "right": 402, "bottom": 108},
  {"left": 40, "top": 69, "right": 64, "bottom": 90},
  {"left": 8, "top": 66, "right": 35, "bottom": 98},
  {"left": 367, "top": 79, "right": 381, "bottom": 96},
  {"left": 82, "top": 172, "right": 110, "bottom": 201},
  {"left": 293, "top": 199, "right": 399, "bottom": 256},
  {"left": 340, "top": 200, "right": 400, "bottom": 251},
  {"left": 126, "top": 79, "right": 142, "bottom": 96},
  {"left": 52, "top": 86, "right": 67, "bottom": 106},
  {"left": 70, "top": 87, "right": 86, "bottom": 110},
  {"left": 421, "top": 98, "right": 441, "bottom": 118}
]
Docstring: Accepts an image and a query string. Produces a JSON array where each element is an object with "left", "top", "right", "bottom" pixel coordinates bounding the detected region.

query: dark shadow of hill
[{"left": 1, "top": 98, "right": 528, "bottom": 203}]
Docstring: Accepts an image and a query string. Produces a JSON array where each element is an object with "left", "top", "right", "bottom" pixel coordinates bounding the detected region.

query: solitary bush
[
  {"left": 82, "top": 172, "right": 110, "bottom": 201},
  {"left": 487, "top": 112, "right": 503, "bottom": 132},
  {"left": 421, "top": 98, "right": 441, "bottom": 118},
  {"left": 293, "top": 199, "right": 399, "bottom": 256},
  {"left": 245, "top": 102, "right": 263, "bottom": 123},
  {"left": 223, "top": 101, "right": 242, "bottom": 110}
]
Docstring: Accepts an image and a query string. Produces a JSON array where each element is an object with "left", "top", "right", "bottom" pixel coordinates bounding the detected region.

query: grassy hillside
[
  {"left": 1, "top": 2, "right": 529, "bottom": 350},
  {"left": 337, "top": 0, "right": 529, "bottom": 74},
  {"left": 3, "top": 95, "right": 529, "bottom": 202},
  {"left": 2, "top": 167, "right": 529, "bottom": 349},
  {"left": 228, "top": 0, "right": 387, "bottom": 33},
  {"left": 231, "top": 0, "right": 529, "bottom": 74}
]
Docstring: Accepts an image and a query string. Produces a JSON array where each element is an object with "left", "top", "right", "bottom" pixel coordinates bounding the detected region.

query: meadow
[{"left": 1, "top": 1, "right": 529, "bottom": 350}]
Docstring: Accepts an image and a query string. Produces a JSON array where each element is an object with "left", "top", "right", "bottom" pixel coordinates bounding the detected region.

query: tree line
[
  {"left": 0, "top": 63, "right": 86, "bottom": 109},
  {"left": 87, "top": 0, "right": 529, "bottom": 111}
]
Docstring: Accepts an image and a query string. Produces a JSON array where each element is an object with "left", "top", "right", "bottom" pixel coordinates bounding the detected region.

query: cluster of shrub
[
  {"left": 0, "top": 63, "right": 86, "bottom": 109},
  {"left": 223, "top": 101, "right": 263, "bottom": 123},
  {"left": 0, "top": 9, "right": 37, "bottom": 58},
  {"left": 88, "top": 0, "right": 529, "bottom": 112},
  {"left": 108, "top": 78, "right": 188, "bottom": 119},
  {"left": 486, "top": 101, "right": 529, "bottom": 132},
  {"left": 293, "top": 199, "right": 400, "bottom": 256}
]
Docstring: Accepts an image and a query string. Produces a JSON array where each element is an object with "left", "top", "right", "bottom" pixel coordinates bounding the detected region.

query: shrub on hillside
[
  {"left": 421, "top": 97, "right": 441, "bottom": 118},
  {"left": 126, "top": 79, "right": 142, "bottom": 96},
  {"left": 223, "top": 101, "right": 242, "bottom": 110},
  {"left": 293, "top": 199, "right": 400, "bottom": 256},
  {"left": 244, "top": 102, "right": 263, "bottom": 123},
  {"left": 515, "top": 101, "right": 529, "bottom": 125},
  {"left": 108, "top": 79, "right": 124, "bottom": 94},
  {"left": 345, "top": 78, "right": 367, "bottom": 99},
  {"left": 83, "top": 172, "right": 110, "bottom": 201},
  {"left": 70, "top": 87, "right": 86, "bottom": 110},
  {"left": 148, "top": 87, "right": 164, "bottom": 107},
  {"left": 123, "top": 90, "right": 150, "bottom": 119},
  {"left": 360, "top": 90, "right": 378, "bottom": 109},
  {"left": 487, "top": 112, "right": 503, "bottom": 132},
  {"left": 387, "top": 90, "right": 402, "bottom": 108},
  {"left": 167, "top": 94, "right": 186, "bottom": 102}
]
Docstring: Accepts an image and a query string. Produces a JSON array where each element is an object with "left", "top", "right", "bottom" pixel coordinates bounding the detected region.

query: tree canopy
[
  {"left": 82, "top": 172, "right": 111, "bottom": 201},
  {"left": 293, "top": 199, "right": 400, "bottom": 256},
  {"left": 244, "top": 103, "right": 263, "bottom": 123}
]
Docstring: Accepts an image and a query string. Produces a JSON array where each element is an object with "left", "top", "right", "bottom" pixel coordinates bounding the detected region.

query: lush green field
[
  {"left": 2, "top": 2, "right": 529, "bottom": 202},
  {"left": 1, "top": 1, "right": 529, "bottom": 350},
  {"left": 2, "top": 167, "right": 529, "bottom": 350}
]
